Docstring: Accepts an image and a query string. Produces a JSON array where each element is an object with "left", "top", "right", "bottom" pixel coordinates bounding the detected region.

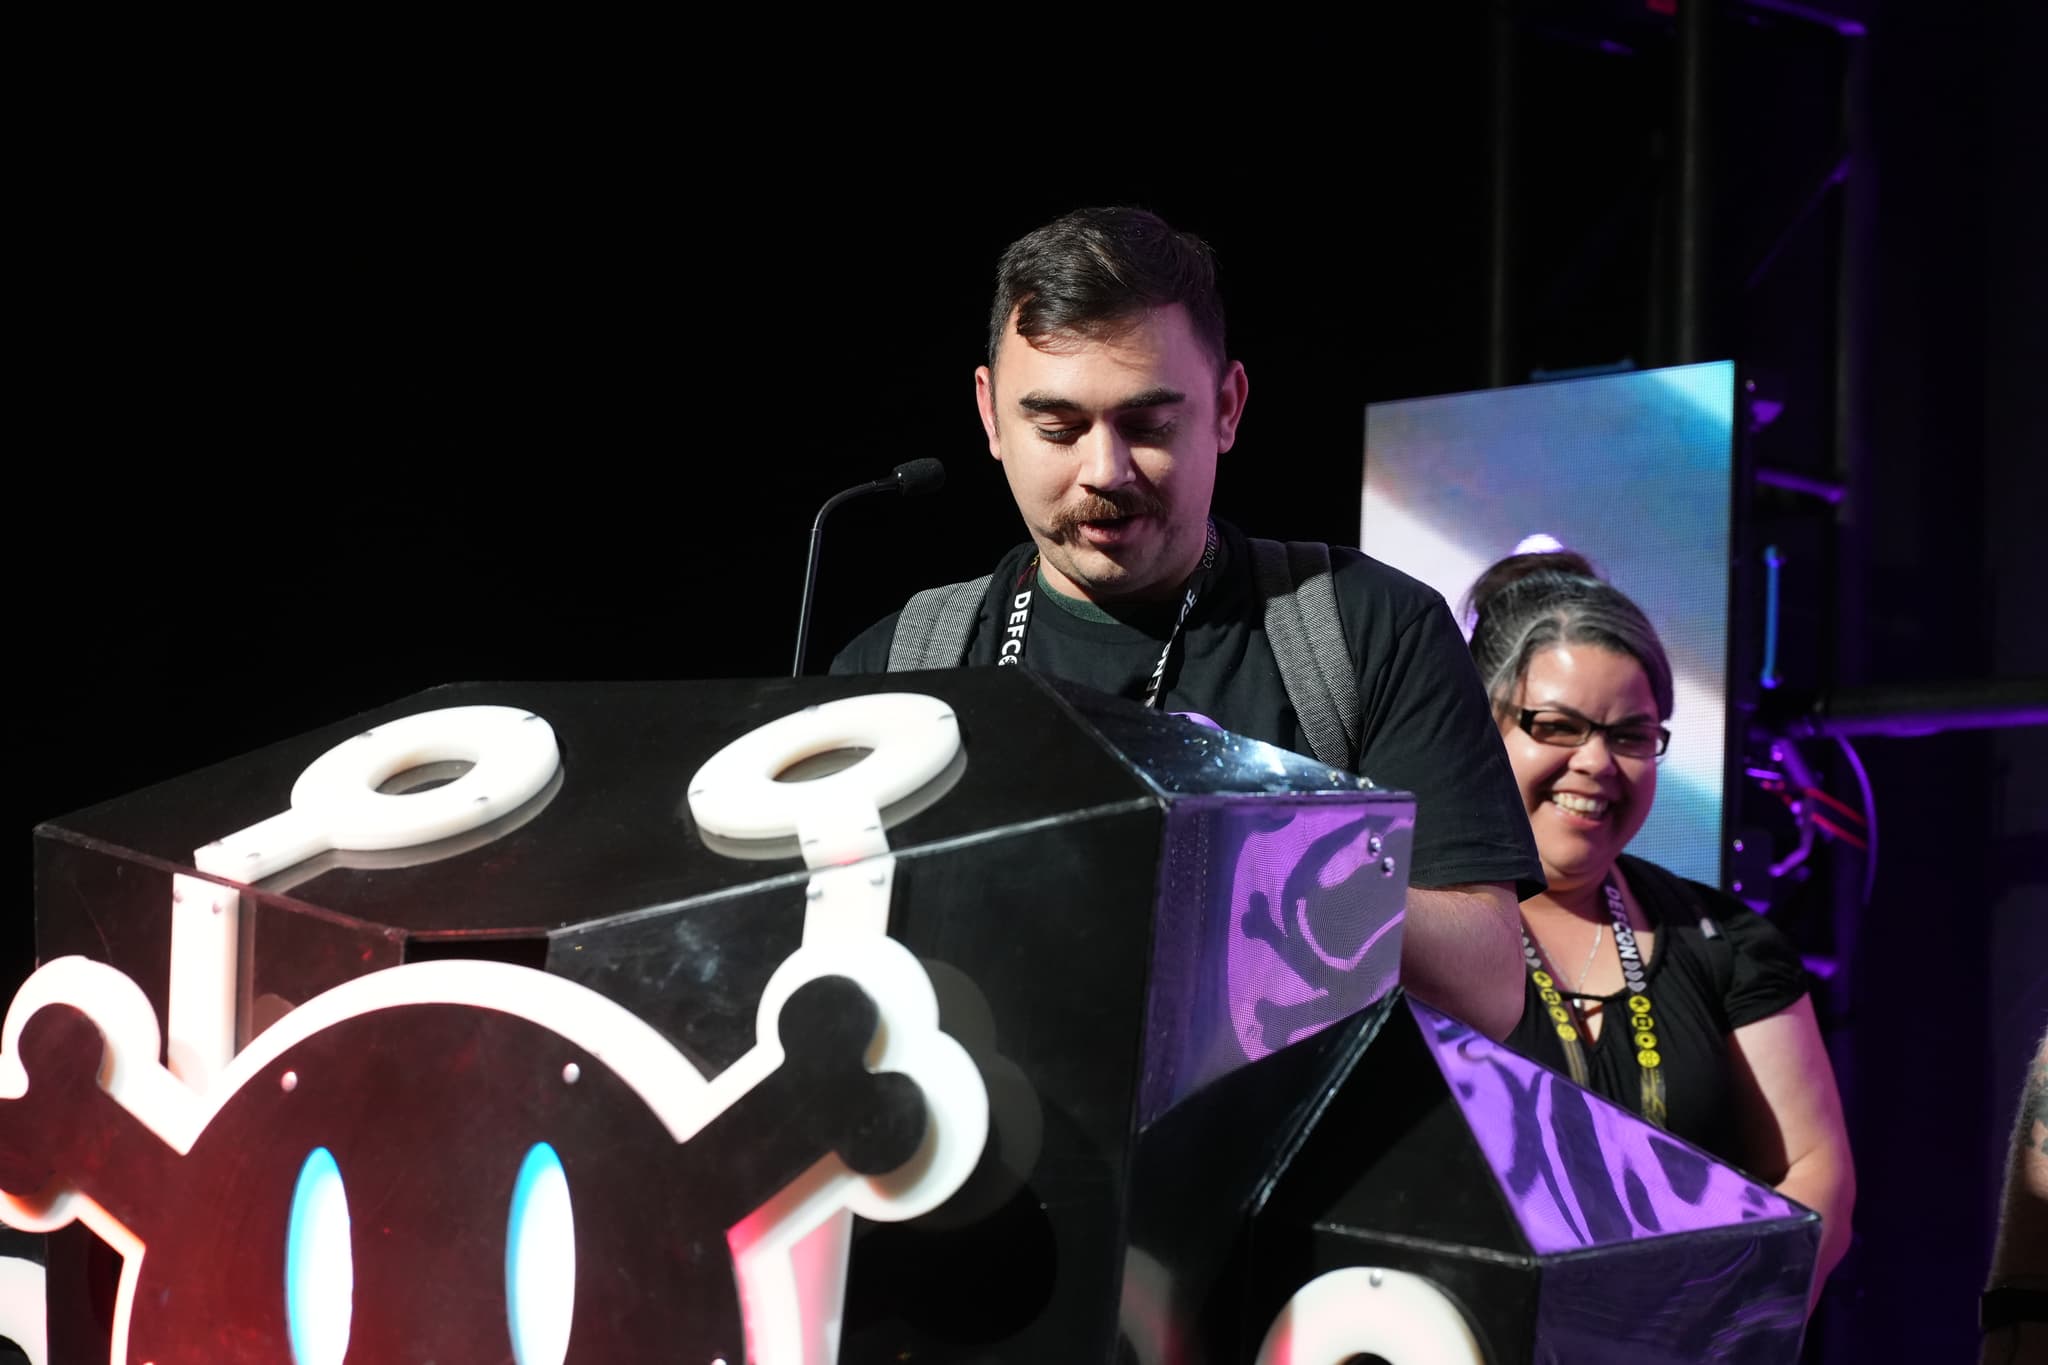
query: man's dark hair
[{"left": 987, "top": 207, "right": 1227, "bottom": 371}]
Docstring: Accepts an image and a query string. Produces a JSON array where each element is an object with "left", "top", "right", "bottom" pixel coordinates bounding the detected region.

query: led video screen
[{"left": 1361, "top": 361, "right": 1735, "bottom": 886}]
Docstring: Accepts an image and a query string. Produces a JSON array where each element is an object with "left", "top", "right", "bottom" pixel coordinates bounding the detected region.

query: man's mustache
[{"left": 1049, "top": 490, "right": 1167, "bottom": 536}]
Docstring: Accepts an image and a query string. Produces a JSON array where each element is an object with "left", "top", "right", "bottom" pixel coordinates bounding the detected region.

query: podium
[{"left": 5, "top": 671, "right": 1816, "bottom": 1362}]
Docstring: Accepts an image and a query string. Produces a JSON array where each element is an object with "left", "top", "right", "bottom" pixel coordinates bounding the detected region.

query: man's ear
[
  {"left": 1215, "top": 360, "right": 1250, "bottom": 454},
  {"left": 975, "top": 365, "right": 1003, "bottom": 461}
]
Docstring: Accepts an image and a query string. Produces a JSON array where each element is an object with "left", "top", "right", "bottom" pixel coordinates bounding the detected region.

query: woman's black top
[{"left": 1504, "top": 853, "right": 1810, "bottom": 1170}]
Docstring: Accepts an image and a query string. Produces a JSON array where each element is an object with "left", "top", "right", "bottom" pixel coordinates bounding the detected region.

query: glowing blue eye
[
  {"left": 285, "top": 1146, "right": 353, "bottom": 1365},
  {"left": 506, "top": 1142, "right": 575, "bottom": 1365}
]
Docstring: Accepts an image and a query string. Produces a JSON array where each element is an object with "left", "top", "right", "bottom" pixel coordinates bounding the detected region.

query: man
[{"left": 832, "top": 206, "right": 1540, "bottom": 1040}]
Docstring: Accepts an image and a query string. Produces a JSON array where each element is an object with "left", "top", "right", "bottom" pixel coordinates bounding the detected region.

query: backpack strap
[
  {"left": 887, "top": 575, "right": 993, "bottom": 671},
  {"left": 1249, "top": 538, "right": 1363, "bottom": 771}
]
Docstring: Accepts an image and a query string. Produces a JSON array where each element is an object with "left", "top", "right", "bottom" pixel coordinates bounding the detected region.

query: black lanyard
[
  {"left": 996, "top": 520, "right": 1219, "bottom": 712},
  {"left": 1521, "top": 874, "right": 1668, "bottom": 1128}
]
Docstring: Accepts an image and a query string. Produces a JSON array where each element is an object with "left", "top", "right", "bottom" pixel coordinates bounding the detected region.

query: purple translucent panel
[
  {"left": 1410, "top": 1000, "right": 1805, "bottom": 1254},
  {"left": 1225, "top": 805, "right": 1410, "bottom": 1058},
  {"left": 1140, "top": 797, "right": 1413, "bottom": 1124},
  {"left": 1532, "top": 1226, "right": 1815, "bottom": 1365}
]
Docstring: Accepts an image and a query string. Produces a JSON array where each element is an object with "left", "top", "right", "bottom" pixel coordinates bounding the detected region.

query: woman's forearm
[{"left": 1776, "top": 1146, "right": 1856, "bottom": 1312}]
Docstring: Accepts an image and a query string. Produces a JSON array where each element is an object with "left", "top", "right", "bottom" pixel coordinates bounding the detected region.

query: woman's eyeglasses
[{"left": 1516, "top": 708, "right": 1671, "bottom": 759}]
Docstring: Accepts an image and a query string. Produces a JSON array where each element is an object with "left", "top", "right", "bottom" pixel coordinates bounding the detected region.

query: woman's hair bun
[
  {"left": 1462, "top": 546, "right": 1673, "bottom": 721},
  {"left": 1463, "top": 549, "right": 1601, "bottom": 626}
]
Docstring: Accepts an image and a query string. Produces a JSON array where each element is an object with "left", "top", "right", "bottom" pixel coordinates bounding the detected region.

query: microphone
[
  {"left": 893, "top": 457, "right": 946, "bottom": 497},
  {"left": 792, "top": 459, "right": 947, "bottom": 677}
]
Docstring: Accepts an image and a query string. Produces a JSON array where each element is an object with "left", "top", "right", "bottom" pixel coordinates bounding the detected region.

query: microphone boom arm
[
  {"left": 791, "top": 460, "right": 947, "bottom": 678},
  {"left": 792, "top": 477, "right": 892, "bottom": 677}
]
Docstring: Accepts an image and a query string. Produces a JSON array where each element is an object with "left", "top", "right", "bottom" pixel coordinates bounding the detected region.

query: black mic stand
[{"left": 791, "top": 460, "right": 945, "bottom": 677}]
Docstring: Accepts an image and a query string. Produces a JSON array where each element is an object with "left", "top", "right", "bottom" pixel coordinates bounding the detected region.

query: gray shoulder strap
[
  {"left": 887, "top": 575, "right": 993, "bottom": 671},
  {"left": 1249, "top": 538, "right": 1363, "bottom": 771}
]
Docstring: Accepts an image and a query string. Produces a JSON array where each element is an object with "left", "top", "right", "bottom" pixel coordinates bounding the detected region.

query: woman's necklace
[
  {"left": 1518, "top": 873, "right": 1669, "bottom": 1129},
  {"left": 1571, "top": 921, "right": 1606, "bottom": 992}
]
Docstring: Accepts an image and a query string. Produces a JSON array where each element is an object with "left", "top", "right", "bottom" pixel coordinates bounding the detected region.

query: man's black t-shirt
[{"left": 831, "top": 521, "right": 1542, "bottom": 897}]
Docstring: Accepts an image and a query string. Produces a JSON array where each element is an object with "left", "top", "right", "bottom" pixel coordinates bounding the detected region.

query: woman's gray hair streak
[{"left": 1465, "top": 551, "right": 1676, "bottom": 721}]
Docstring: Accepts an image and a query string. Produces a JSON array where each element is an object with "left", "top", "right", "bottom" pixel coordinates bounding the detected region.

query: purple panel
[
  {"left": 1140, "top": 798, "right": 1412, "bottom": 1124},
  {"left": 1410, "top": 1000, "right": 1810, "bottom": 1254},
  {"left": 1224, "top": 805, "right": 1409, "bottom": 1059},
  {"left": 1532, "top": 1222, "right": 1816, "bottom": 1364}
]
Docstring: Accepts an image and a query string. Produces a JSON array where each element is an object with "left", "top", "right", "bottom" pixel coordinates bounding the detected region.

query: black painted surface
[{"left": 39, "top": 672, "right": 1148, "bottom": 935}]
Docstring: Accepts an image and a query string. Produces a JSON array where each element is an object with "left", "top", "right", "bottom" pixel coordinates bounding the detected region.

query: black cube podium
[{"left": 6, "top": 671, "right": 1816, "bottom": 1363}]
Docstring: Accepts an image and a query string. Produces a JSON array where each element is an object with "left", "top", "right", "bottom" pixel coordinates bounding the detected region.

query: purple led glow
[
  {"left": 1789, "top": 701, "right": 2048, "bottom": 738},
  {"left": 1742, "top": 0, "right": 1867, "bottom": 37},
  {"left": 1409, "top": 1000, "right": 1808, "bottom": 1254},
  {"left": 1755, "top": 466, "right": 1847, "bottom": 504}
]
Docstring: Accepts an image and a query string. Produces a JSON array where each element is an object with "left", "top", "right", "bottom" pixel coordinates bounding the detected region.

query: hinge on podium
[{"left": 796, "top": 797, "right": 894, "bottom": 944}]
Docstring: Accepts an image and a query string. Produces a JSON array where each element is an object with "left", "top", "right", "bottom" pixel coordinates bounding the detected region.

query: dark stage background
[{"left": 17, "top": 4, "right": 2045, "bottom": 1361}]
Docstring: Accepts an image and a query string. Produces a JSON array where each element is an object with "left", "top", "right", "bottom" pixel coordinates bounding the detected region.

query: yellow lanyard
[{"left": 1520, "top": 875, "right": 1668, "bottom": 1128}]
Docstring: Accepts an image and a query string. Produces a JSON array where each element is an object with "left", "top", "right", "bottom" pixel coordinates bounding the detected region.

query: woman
[{"left": 1468, "top": 550, "right": 1855, "bottom": 1301}]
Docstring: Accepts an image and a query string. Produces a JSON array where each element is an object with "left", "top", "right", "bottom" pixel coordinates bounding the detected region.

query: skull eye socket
[
  {"left": 506, "top": 1141, "right": 576, "bottom": 1365},
  {"left": 285, "top": 1146, "right": 353, "bottom": 1365}
]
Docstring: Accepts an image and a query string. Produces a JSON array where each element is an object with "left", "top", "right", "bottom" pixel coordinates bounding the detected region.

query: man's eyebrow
[{"left": 1015, "top": 386, "right": 1189, "bottom": 415}]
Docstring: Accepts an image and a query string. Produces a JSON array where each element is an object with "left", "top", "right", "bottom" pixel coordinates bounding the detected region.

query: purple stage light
[{"left": 1756, "top": 466, "right": 1847, "bottom": 504}]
